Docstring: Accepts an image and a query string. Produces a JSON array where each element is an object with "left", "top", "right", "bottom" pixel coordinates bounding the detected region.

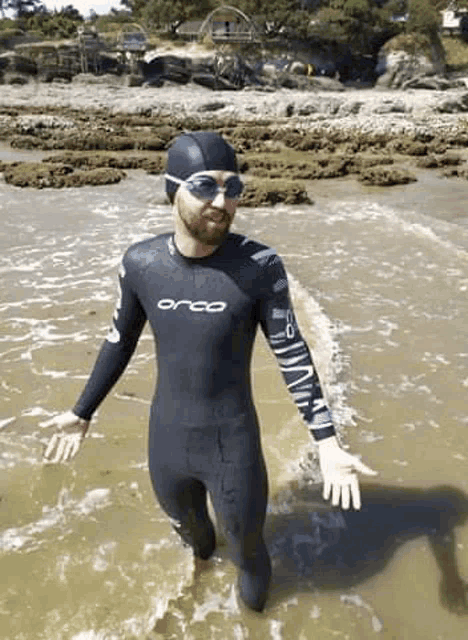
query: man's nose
[{"left": 211, "top": 190, "right": 226, "bottom": 208}]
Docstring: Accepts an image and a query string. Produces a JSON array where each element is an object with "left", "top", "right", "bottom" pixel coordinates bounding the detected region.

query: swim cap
[{"left": 165, "top": 131, "right": 238, "bottom": 196}]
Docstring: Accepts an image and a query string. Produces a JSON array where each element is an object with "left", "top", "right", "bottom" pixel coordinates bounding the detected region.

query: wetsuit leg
[
  {"left": 196, "top": 415, "right": 271, "bottom": 612},
  {"left": 208, "top": 457, "right": 271, "bottom": 612},
  {"left": 148, "top": 421, "right": 216, "bottom": 560},
  {"left": 148, "top": 414, "right": 271, "bottom": 610},
  {"left": 149, "top": 468, "right": 216, "bottom": 560}
]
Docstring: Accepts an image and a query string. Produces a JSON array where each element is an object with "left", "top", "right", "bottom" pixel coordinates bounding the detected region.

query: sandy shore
[{"left": 1, "top": 80, "right": 468, "bottom": 136}]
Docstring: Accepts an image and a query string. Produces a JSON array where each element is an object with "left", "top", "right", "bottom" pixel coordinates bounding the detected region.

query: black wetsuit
[{"left": 73, "top": 232, "right": 335, "bottom": 610}]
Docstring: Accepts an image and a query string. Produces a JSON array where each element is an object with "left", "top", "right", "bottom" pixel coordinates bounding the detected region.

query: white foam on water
[
  {"left": 0, "top": 488, "right": 111, "bottom": 553},
  {"left": 91, "top": 203, "right": 124, "bottom": 220},
  {"left": 92, "top": 541, "right": 118, "bottom": 572},
  {"left": 269, "top": 619, "right": 285, "bottom": 640},
  {"left": 22, "top": 406, "right": 54, "bottom": 418},
  {"left": 0, "top": 417, "right": 15, "bottom": 429},
  {"left": 323, "top": 199, "right": 468, "bottom": 263},
  {"left": 340, "top": 593, "right": 384, "bottom": 633}
]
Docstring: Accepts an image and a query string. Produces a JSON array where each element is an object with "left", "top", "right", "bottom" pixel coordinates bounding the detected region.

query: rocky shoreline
[{"left": 1, "top": 81, "right": 468, "bottom": 203}]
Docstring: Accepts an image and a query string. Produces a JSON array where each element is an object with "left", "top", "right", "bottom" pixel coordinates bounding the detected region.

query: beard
[{"left": 180, "top": 211, "right": 231, "bottom": 246}]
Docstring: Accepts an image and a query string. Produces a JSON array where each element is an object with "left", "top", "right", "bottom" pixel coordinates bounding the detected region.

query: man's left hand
[{"left": 317, "top": 436, "right": 377, "bottom": 510}]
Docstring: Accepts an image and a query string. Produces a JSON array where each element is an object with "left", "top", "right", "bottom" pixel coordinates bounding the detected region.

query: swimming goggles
[{"left": 165, "top": 172, "right": 244, "bottom": 201}]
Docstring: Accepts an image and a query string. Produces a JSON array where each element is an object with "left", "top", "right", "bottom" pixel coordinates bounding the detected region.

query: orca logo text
[{"left": 157, "top": 299, "right": 227, "bottom": 313}]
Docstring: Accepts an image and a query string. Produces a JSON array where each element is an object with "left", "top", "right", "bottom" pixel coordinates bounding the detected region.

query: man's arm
[
  {"left": 258, "top": 252, "right": 376, "bottom": 509},
  {"left": 42, "top": 257, "right": 147, "bottom": 463}
]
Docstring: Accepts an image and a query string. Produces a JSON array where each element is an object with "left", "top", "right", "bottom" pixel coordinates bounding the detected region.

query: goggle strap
[{"left": 165, "top": 173, "right": 185, "bottom": 185}]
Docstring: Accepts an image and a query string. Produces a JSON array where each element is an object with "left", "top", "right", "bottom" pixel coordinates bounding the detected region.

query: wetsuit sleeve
[
  {"left": 258, "top": 253, "right": 336, "bottom": 442},
  {"left": 73, "top": 257, "right": 147, "bottom": 420}
]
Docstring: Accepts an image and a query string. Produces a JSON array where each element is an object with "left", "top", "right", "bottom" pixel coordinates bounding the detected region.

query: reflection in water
[{"left": 266, "top": 484, "right": 468, "bottom": 614}]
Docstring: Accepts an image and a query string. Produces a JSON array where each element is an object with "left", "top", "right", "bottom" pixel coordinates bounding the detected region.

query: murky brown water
[{"left": 1, "top": 150, "right": 468, "bottom": 639}]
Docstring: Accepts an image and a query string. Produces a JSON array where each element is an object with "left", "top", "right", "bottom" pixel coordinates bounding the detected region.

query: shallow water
[{"left": 1, "top": 154, "right": 468, "bottom": 639}]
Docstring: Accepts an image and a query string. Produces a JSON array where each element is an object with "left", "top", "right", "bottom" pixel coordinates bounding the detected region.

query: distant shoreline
[{"left": 1, "top": 80, "right": 468, "bottom": 136}]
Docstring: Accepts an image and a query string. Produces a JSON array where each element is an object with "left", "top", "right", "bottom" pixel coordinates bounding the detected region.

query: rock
[
  {"left": 72, "top": 73, "right": 122, "bottom": 85},
  {"left": 358, "top": 166, "right": 417, "bottom": 186},
  {"left": 373, "top": 99, "right": 409, "bottom": 114},
  {"left": 307, "top": 76, "right": 345, "bottom": 92},
  {"left": 339, "top": 100, "right": 364, "bottom": 116},
  {"left": 241, "top": 177, "right": 313, "bottom": 207},
  {"left": 404, "top": 74, "right": 466, "bottom": 90},
  {"left": 435, "top": 92, "right": 468, "bottom": 113},
  {"left": 297, "top": 103, "right": 319, "bottom": 116},
  {"left": 192, "top": 73, "right": 238, "bottom": 90},
  {"left": 2, "top": 73, "right": 30, "bottom": 85},
  {"left": 262, "top": 63, "right": 277, "bottom": 78},
  {"left": 16, "top": 114, "right": 76, "bottom": 133},
  {"left": 289, "top": 61, "right": 307, "bottom": 76},
  {"left": 0, "top": 52, "right": 36, "bottom": 75},
  {"left": 2, "top": 161, "right": 126, "bottom": 188},
  {"left": 42, "top": 151, "right": 166, "bottom": 173},
  {"left": 376, "top": 34, "right": 445, "bottom": 90},
  {"left": 197, "top": 101, "right": 227, "bottom": 112},
  {"left": 142, "top": 54, "right": 191, "bottom": 85},
  {"left": 416, "top": 152, "right": 463, "bottom": 168},
  {"left": 125, "top": 73, "right": 144, "bottom": 87}
]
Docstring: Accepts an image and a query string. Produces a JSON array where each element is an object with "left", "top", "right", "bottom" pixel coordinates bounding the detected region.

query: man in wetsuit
[{"left": 42, "top": 131, "right": 376, "bottom": 612}]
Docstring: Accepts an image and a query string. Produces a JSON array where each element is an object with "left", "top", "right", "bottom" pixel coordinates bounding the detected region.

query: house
[
  {"left": 176, "top": 5, "right": 259, "bottom": 42},
  {"left": 441, "top": 4, "right": 468, "bottom": 35}
]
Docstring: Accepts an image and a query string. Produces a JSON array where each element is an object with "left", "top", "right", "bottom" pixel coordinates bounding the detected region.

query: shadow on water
[{"left": 265, "top": 483, "right": 468, "bottom": 615}]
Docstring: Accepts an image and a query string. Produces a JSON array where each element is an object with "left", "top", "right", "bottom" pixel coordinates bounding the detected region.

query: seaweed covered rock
[
  {"left": 240, "top": 178, "right": 312, "bottom": 207},
  {"left": 43, "top": 151, "right": 166, "bottom": 173},
  {"left": 358, "top": 166, "right": 417, "bottom": 186},
  {"left": 2, "top": 161, "right": 126, "bottom": 188},
  {"left": 416, "top": 153, "right": 463, "bottom": 169}
]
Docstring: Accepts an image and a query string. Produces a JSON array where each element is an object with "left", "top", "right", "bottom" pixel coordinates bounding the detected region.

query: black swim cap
[{"left": 165, "top": 131, "right": 238, "bottom": 196}]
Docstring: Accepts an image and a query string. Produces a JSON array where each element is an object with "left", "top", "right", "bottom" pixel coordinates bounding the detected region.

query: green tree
[
  {"left": 310, "top": 0, "right": 386, "bottom": 53},
  {"left": 21, "top": 4, "right": 83, "bottom": 38},
  {"left": 406, "top": 0, "right": 440, "bottom": 37},
  {"left": 127, "top": 0, "right": 215, "bottom": 33},
  {"left": 236, "top": 0, "right": 305, "bottom": 37}
]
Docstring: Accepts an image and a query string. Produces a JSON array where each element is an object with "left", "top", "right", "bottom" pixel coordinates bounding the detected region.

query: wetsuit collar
[{"left": 168, "top": 233, "right": 227, "bottom": 264}]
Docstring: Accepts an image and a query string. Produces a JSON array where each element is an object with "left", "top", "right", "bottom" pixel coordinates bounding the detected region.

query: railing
[{"left": 178, "top": 30, "right": 259, "bottom": 43}]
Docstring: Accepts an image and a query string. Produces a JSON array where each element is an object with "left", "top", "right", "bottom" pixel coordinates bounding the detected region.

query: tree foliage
[
  {"left": 125, "top": 0, "right": 215, "bottom": 32},
  {"left": 236, "top": 0, "right": 306, "bottom": 37},
  {"left": 22, "top": 5, "right": 84, "bottom": 38},
  {"left": 310, "top": 0, "right": 390, "bottom": 53},
  {"left": 406, "top": 0, "right": 441, "bottom": 37}
]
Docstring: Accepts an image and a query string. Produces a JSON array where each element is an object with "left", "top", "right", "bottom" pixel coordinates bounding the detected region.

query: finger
[
  {"left": 352, "top": 459, "right": 378, "bottom": 476},
  {"left": 39, "top": 418, "right": 54, "bottom": 428},
  {"left": 332, "top": 482, "right": 341, "bottom": 507},
  {"left": 323, "top": 478, "right": 332, "bottom": 502},
  {"left": 52, "top": 436, "right": 67, "bottom": 464},
  {"left": 61, "top": 438, "right": 75, "bottom": 462},
  {"left": 341, "top": 484, "right": 351, "bottom": 510},
  {"left": 350, "top": 474, "right": 361, "bottom": 510},
  {"left": 68, "top": 435, "right": 82, "bottom": 461},
  {"left": 43, "top": 433, "right": 59, "bottom": 461},
  {"left": 65, "top": 435, "right": 81, "bottom": 461}
]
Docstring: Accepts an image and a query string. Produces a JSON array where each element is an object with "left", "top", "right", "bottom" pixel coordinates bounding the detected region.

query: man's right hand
[{"left": 40, "top": 410, "right": 90, "bottom": 464}]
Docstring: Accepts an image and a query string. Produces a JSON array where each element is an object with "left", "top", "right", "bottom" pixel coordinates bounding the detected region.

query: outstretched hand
[
  {"left": 40, "top": 410, "right": 90, "bottom": 464},
  {"left": 317, "top": 436, "right": 377, "bottom": 510}
]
